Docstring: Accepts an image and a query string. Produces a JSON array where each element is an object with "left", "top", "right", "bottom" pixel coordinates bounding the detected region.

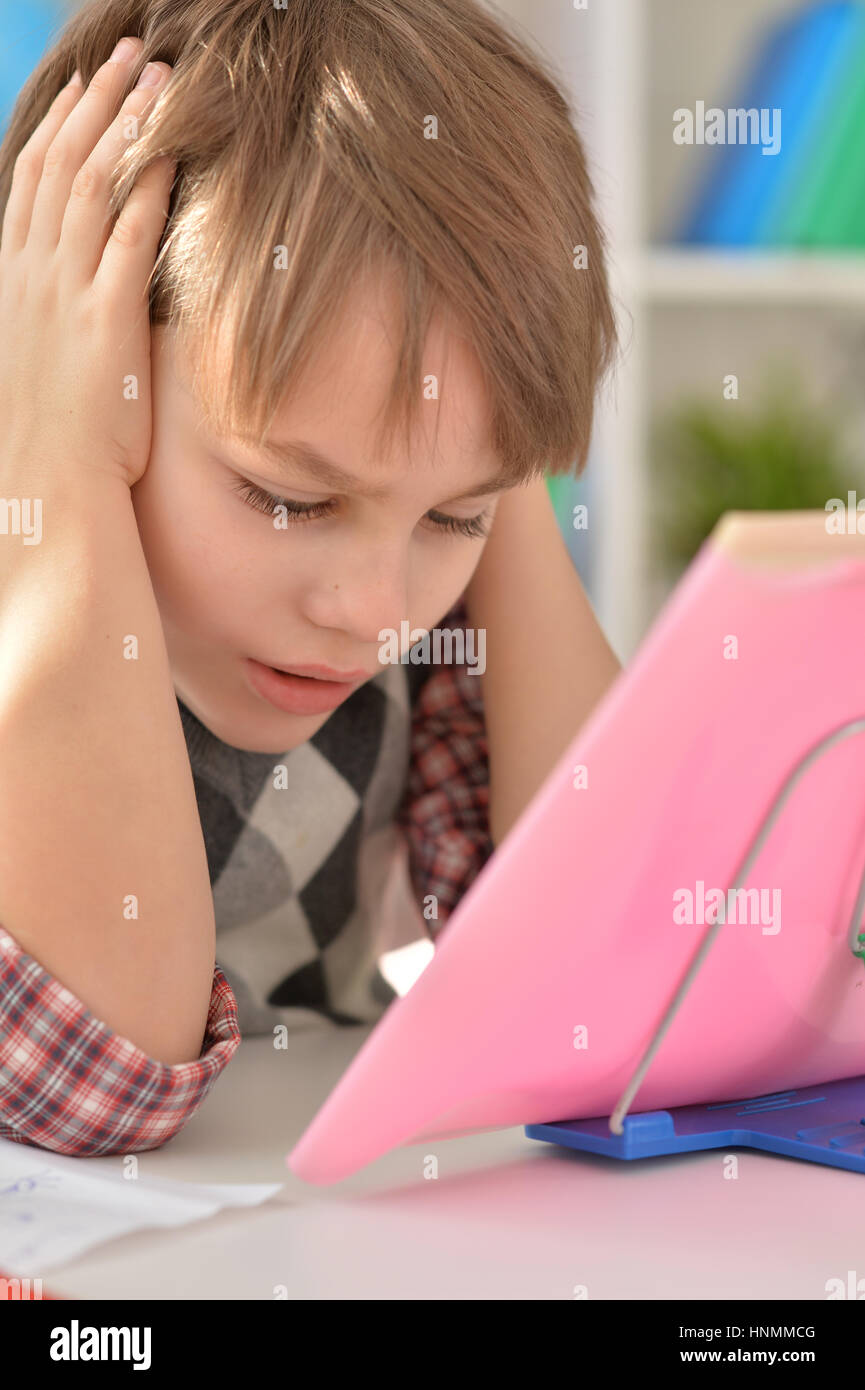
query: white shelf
[{"left": 639, "top": 249, "right": 865, "bottom": 305}]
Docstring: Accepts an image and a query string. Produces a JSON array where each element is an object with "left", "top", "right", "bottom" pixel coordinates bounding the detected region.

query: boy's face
[{"left": 131, "top": 280, "right": 511, "bottom": 752}]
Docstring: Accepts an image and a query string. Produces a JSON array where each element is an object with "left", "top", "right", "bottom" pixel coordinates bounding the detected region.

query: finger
[
  {"left": 59, "top": 62, "right": 172, "bottom": 283},
  {"left": 26, "top": 36, "right": 144, "bottom": 257},
  {"left": 94, "top": 154, "right": 176, "bottom": 313},
  {"left": 0, "top": 72, "right": 85, "bottom": 261}
]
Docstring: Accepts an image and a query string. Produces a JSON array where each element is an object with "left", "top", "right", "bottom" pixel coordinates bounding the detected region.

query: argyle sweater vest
[{"left": 176, "top": 658, "right": 431, "bottom": 1034}]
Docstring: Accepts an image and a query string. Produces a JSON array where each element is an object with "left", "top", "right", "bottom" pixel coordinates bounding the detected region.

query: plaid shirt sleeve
[
  {"left": 0, "top": 922, "right": 240, "bottom": 1156},
  {"left": 397, "top": 598, "right": 495, "bottom": 944}
]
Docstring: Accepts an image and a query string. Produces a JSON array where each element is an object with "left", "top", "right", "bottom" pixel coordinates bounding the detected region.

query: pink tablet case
[{"left": 287, "top": 534, "right": 865, "bottom": 1184}]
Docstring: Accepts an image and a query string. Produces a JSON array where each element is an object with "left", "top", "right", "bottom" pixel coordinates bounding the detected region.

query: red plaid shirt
[{"left": 0, "top": 658, "right": 491, "bottom": 1157}]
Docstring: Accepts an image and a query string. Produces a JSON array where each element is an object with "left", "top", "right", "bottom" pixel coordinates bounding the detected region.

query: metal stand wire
[{"left": 608, "top": 716, "right": 865, "bottom": 1136}]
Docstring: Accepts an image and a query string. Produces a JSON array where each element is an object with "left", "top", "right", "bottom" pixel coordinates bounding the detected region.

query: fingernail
[
  {"left": 135, "top": 63, "right": 163, "bottom": 88},
  {"left": 69, "top": 69, "right": 83, "bottom": 88},
  {"left": 110, "top": 37, "right": 138, "bottom": 63}
]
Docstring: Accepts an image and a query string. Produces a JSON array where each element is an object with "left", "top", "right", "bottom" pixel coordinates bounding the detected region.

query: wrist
[
  {"left": 0, "top": 458, "right": 143, "bottom": 606},
  {"left": 0, "top": 455, "right": 132, "bottom": 535}
]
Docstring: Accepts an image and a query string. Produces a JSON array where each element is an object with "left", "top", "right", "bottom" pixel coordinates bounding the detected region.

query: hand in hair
[
  {"left": 0, "top": 36, "right": 174, "bottom": 490},
  {"left": 0, "top": 38, "right": 218, "bottom": 1077}
]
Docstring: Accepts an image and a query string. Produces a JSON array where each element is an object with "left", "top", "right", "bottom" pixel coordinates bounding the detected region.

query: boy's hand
[{"left": 0, "top": 37, "right": 174, "bottom": 489}]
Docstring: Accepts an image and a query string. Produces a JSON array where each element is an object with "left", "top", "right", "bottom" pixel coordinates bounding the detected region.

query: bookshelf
[{"left": 505, "top": 0, "right": 865, "bottom": 660}]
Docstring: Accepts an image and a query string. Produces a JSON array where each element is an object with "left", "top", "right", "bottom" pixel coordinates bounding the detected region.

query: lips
[
  {"left": 267, "top": 661, "right": 369, "bottom": 682},
  {"left": 244, "top": 657, "right": 368, "bottom": 717}
]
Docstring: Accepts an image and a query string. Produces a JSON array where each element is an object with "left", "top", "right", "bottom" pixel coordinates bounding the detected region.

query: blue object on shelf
[
  {"left": 525, "top": 1074, "right": 865, "bottom": 1175},
  {"left": 678, "top": 2, "right": 861, "bottom": 247},
  {"left": 753, "top": 1, "right": 865, "bottom": 245}
]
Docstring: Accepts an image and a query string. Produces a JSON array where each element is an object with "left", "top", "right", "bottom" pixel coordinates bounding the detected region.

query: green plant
[{"left": 652, "top": 377, "right": 854, "bottom": 573}]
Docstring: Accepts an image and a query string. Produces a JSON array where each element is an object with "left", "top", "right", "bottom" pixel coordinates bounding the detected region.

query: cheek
[
  {"left": 410, "top": 535, "right": 488, "bottom": 629},
  {"left": 130, "top": 460, "right": 259, "bottom": 638}
]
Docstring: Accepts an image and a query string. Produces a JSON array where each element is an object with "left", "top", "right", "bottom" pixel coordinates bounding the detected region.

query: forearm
[
  {"left": 0, "top": 468, "right": 215, "bottom": 1064},
  {"left": 465, "top": 476, "right": 622, "bottom": 845}
]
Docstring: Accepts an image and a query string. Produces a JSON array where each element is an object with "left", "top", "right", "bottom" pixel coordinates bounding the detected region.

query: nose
[{"left": 300, "top": 538, "right": 410, "bottom": 648}]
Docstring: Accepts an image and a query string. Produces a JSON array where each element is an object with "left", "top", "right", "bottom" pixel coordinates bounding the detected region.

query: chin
[{"left": 175, "top": 684, "right": 329, "bottom": 754}]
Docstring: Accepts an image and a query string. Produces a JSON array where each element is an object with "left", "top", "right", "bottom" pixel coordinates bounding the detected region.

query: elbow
[
  {"left": 0, "top": 936, "right": 241, "bottom": 1159},
  {"left": 0, "top": 1106, "right": 195, "bottom": 1158}
]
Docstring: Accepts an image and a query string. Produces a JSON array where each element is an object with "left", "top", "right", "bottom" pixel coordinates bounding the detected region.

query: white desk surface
[{"left": 45, "top": 1029, "right": 865, "bottom": 1301}]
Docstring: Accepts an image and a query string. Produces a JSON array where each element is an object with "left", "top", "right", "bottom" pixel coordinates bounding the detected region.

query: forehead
[{"left": 156, "top": 274, "right": 495, "bottom": 481}]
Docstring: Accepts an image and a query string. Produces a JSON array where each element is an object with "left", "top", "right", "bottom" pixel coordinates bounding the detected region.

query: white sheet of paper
[{"left": 0, "top": 1137, "right": 282, "bottom": 1277}]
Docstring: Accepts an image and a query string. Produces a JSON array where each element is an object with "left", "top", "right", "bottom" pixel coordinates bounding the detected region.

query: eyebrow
[{"left": 231, "top": 436, "right": 515, "bottom": 504}]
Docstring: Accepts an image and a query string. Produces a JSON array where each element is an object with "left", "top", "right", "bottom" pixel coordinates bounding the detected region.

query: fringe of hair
[{"left": 0, "top": 0, "right": 618, "bottom": 481}]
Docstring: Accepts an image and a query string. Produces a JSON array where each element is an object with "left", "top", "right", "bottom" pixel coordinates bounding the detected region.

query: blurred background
[
  {"left": 4, "top": 0, "right": 865, "bottom": 660},
  {"left": 506, "top": 0, "right": 865, "bottom": 660}
]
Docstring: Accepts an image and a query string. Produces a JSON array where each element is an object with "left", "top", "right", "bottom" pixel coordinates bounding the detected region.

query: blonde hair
[{"left": 0, "top": 0, "right": 617, "bottom": 483}]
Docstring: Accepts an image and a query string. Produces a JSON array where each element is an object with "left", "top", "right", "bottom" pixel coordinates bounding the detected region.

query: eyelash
[{"left": 229, "top": 479, "right": 492, "bottom": 540}]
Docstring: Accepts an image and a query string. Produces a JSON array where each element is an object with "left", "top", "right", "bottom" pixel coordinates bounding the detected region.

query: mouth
[
  {"left": 266, "top": 661, "right": 369, "bottom": 682},
  {"left": 243, "top": 657, "right": 368, "bottom": 717}
]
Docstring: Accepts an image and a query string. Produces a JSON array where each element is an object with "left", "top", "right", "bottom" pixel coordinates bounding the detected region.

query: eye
[
  {"left": 231, "top": 477, "right": 491, "bottom": 539},
  {"left": 424, "top": 509, "right": 492, "bottom": 540},
  {"left": 230, "top": 479, "right": 336, "bottom": 522}
]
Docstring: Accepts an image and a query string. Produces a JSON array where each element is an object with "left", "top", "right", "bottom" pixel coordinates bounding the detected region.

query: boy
[{"left": 0, "top": 0, "right": 619, "bottom": 1155}]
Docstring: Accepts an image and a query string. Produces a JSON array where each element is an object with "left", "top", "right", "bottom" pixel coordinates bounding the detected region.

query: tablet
[{"left": 287, "top": 511, "right": 865, "bottom": 1184}]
